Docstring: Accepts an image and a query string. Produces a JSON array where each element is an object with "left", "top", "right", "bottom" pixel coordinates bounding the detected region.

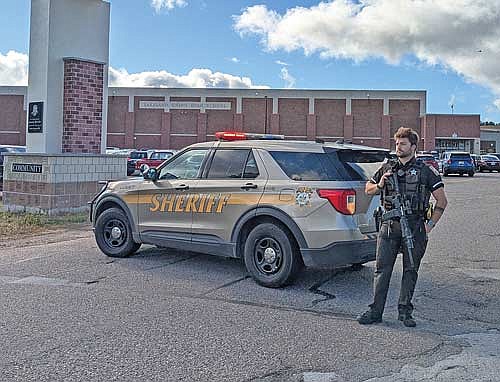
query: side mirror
[{"left": 143, "top": 167, "right": 158, "bottom": 181}]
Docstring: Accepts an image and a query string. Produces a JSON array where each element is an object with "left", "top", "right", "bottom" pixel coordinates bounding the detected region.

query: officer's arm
[
  {"left": 365, "top": 181, "right": 380, "bottom": 195},
  {"left": 430, "top": 187, "right": 447, "bottom": 225}
]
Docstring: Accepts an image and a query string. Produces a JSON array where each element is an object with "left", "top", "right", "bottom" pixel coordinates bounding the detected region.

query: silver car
[{"left": 90, "top": 133, "right": 388, "bottom": 287}]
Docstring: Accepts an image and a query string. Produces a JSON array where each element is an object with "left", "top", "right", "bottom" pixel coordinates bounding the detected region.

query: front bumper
[{"left": 300, "top": 237, "right": 377, "bottom": 268}]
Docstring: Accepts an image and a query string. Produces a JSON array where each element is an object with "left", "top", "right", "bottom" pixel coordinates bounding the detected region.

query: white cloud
[
  {"left": 0, "top": 50, "right": 28, "bottom": 85},
  {"left": 280, "top": 67, "right": 295, "bottom": 88},
  {"left": 230, "top": 57, "right": 240, "bottom": 63},
  {"left": 494, "top": 99, "right": 500, "bottom": 111},
  {"left": 151, "top": 0, "right": 187, "bottom": 13},
  {"left": 275, "top": 60, "right": 289, "bottom": 66},
  {"left": 109, "top": 67, "right": 268, "bottom": 88},
  {"left": 234, "top": 0, "right": 500, "bottom": 106},
  {"left": 0, "top": 50, "right": 268, "bottom": 89}
]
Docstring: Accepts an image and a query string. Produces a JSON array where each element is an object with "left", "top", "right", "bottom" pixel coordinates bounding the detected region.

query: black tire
[
  {"left": 468, "top": 172, "right": 474, "bottom": 177},
  {"left": 94, "top": 207, "right": 141, "bottom": 258},
  {"left": 243, "top": 222, "right": 302, "bottom": 288},
  {"left": 443, "top": 171, "right": 449, "bottom": 177}
]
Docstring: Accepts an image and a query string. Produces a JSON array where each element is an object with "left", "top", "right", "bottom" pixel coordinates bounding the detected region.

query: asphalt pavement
[{"left": 1, "top": 172, "right": 499, "bottom": 381}]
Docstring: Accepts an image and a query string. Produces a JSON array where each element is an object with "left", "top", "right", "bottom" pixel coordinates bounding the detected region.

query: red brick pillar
[
  {"left": 381, "top": 115, "right": 391, "bottom": 149},
  {"left": 197, "top": 112, "right": 207, "bottom": 142},
  {"left": 307, "top": 114, "right": 316, "bottom": 141},
  {"left": 343, "top": 115, "right": 353, "bottom": 141},
  {"left": 161, "top": 112, "right": 171, "bottom": 149},
  {"left": 270, "top": 114, "right": 280, "bottom": 135},
  {"left": 234, "top": 113, "right": 243, "bottom": 131},
  {"left": 422, "top": 115, "right": 436, "bottom": 151},
  {"left": 124, "top": 111, "right": 135, "bottom": 148},
  {"left": 62, "top": 58, "right": 104, "bottom": 153}
]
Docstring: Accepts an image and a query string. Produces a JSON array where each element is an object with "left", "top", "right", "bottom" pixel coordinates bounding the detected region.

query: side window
[
  {"left": 158, "top": 149, "right": 207, "bottom": 180},
  {"left": 243, "top": 151, "right": 259, "bottom": 178},
  {"left": 207, "top": 149, "right": 250, "bottom": 179}
]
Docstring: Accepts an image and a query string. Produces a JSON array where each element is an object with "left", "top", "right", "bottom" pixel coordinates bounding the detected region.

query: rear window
[
  {"left": 130, "top": 151, "right": 148, "bottom": 159},
  {"left": 417, "top": 155, "right": 434, "bottom": 161},
  {"left": 482, "top": 155, "right": 499, "bottom": 161},
  {"left": 450, "top": 153, "right": 471, "bottom": 160},
  {"left": 269, "top": 149, "right": 387, "bottom": 181}
]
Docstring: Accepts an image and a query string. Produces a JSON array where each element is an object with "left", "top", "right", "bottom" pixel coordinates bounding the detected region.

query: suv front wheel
[
  {"left": 243, "top": 222, "right": 302, "bottom": 288},
  {"left": 95, "top": 207, "right": 141, "bottom": 257}
]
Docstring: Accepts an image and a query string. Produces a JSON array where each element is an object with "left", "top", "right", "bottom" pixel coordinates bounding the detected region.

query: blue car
[{"left": 441, "top": 151, "right": 475, "bottom": 177}]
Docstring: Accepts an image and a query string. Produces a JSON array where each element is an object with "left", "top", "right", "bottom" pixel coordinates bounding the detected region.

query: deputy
[{"left": 358, "top": 127, "right": 448, "bottom": 327}]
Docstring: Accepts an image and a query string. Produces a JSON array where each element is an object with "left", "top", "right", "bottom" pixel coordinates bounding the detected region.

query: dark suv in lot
[{"left": 441, "top": 151, "right": 474, "bottom": 176}]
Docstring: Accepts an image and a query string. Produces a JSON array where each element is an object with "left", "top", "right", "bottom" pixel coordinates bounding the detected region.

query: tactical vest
[{"left": 382, "top": 161, "right": 430, "bottom": 216}]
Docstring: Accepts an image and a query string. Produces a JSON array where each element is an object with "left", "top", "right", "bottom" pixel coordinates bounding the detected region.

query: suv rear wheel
[
  {"left": 243, "top": 222, "right": 302, "bottom": 288},
  {"left": 95, "top": 207, "right": 141, "bottom": 257}
]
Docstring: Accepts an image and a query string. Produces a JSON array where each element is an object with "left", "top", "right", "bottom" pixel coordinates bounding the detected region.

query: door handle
[
  {"left": 241, "top": 183, "right": 258, "bottom": 190},
  {"left": 175, "top": 184, "right": 190, "bottom": 190}
]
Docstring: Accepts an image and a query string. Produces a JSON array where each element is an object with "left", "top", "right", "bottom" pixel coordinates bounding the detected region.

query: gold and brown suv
[{"left": 90, "top": 132, "right": 388, "bottom": 287}]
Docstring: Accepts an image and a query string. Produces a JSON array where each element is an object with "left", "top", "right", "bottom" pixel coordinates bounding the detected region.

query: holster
[{"left": 373, "top": 206, "right": 383, "bottom": 231}]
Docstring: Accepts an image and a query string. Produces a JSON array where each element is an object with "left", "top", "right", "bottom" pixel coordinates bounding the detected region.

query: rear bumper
[
  {"left": 300, "top": 237, "right": 377, "bottom": 268},
  {"left": 444, "top": 166, "right": 474, "bottom": 173}
]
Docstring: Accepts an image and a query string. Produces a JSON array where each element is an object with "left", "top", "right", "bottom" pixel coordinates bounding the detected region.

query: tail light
[
  {"left": 317, "top": 189, "right": 356, "bottom": 215},
  {"left": 447, "top": 159, "right": 451, "bottom": 164}
]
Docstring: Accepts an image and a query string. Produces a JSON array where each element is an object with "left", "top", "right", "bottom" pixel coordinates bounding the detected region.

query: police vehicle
[{"left": 90, "top": 132, "right": 388, "bottom": 287}]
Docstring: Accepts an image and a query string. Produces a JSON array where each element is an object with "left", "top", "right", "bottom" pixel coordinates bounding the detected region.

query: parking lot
[{"left": 1, "top": 172, "right": 500, "bottom": 381}]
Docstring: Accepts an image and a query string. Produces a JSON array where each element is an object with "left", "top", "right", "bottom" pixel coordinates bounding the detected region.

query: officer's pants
[{"left": 369, "top": 219, "right": 428, "bottom": 317}]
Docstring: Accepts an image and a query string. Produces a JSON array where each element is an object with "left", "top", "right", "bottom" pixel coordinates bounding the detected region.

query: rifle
[{"left": 381, "top": 168, "right": 415, "bottom": 270}]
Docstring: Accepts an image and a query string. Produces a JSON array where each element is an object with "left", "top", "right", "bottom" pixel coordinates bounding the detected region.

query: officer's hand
[{"left": 378, "top": 170, "right": 393, "bottom": 188}]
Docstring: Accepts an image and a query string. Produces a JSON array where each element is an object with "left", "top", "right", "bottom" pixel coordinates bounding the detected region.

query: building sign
[
  {"left": 139, "top": 101, "right": 231, "bottom": 110},
  {"left": 12, "top": 163, "right": 43, "bottom": 174},
  {"left": 28, "top": 101, "right": 44, "bottom": 133}
]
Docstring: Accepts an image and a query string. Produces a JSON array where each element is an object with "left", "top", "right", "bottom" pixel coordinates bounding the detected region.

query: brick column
[
  {"left": 343, "top": 115, "right": 353, "bottom": 141},
  {"left": 62, "top": 58, "right": 104, "bottom": 153},
  {"left": 197, "top": 112, "right": 207, "bottom": 142},
  {"left": 381, "top": 115, "right": 391, "bottom": 149},
  {"left": 234, "top": 113, "right": 243, "bottom": 131},
  {"left": 161, "top": 112, "right": 171, "bottom": 149},
  {"left": 306, "top": 114, "right": 316, "bottom": 141},
  {"left": 422, "top": 115, "right": 436, "bottom": 151},
  {"left": 270, "top": 114, "right": 280, "bottom": 135},
  {"left": 124, "top": 111, "right": 135, "bottom": 148}
]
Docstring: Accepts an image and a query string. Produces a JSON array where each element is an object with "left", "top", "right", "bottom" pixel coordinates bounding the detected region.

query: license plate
[{"left": 458, "top": 161, "right": 464, "bottom": 165}]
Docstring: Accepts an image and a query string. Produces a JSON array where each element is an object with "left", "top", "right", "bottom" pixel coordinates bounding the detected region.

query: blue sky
[{"left": 1, "top": 0, "right": 499, "bottom": 122}]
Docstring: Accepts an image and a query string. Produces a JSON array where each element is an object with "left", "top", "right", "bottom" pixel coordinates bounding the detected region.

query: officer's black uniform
[{"left": 363, "top": 157, "right": 443, "bottom": 324}]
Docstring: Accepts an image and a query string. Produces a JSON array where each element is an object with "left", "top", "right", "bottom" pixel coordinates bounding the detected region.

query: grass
[{"left": 0, "top": 211, "right": 89, "bottom": 237}]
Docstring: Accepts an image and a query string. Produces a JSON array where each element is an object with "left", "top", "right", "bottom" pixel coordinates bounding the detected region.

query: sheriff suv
[{"left": 90, "top": 132, "right": 388, "bottom": 287}]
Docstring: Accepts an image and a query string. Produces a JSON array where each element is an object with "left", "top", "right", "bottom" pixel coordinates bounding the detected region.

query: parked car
[
  {"left": 470, "top": 154, "right": 481, "bottom": 171},
  {"left": 441, "top": 151, "right": 475, "bottom": 177},
  {"left": 90, "top": 132, "right": 388, "bottom": 287},
  {"left": 127, "top": 150, "right": 149, "bottom": 176},
  {"left": 489, "top": 153, "right": 500, "bottom": 161},
  {"left": 416, "top": 154, "right": 439, "bottom": 171},
  {"left": 135, "top": 150, "right": 176, "bottom": 172},
  {"left": 0, "top": 145, "right": 26, "bottom": 182},
  {"left": 477, "top": 155, "right": 500, "bottom": 172}
]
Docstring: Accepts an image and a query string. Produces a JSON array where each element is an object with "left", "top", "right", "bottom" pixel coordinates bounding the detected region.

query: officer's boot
[
  {"left": 357, "top": 309, "right": 382, "bottom": 325},
  {"left": 398, "top": 313, "right": 416, "bottom": 327}
]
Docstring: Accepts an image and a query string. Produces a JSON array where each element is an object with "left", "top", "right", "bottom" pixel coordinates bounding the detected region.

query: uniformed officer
[{"left": 358, "top": 127, "right": 448, "bottom": 327}]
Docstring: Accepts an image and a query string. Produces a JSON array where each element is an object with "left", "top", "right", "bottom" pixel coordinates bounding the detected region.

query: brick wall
[
  {"left": 278, "top": 98, "right": 308, "bottom": 137},
  {"left": 62, "top": 59, "right": 104, "bottom": 153},
  {"left": 206, "top": 97, "right": 236, "bottom": 136},
  {"left": 352, "top": 99, "right": 383, "bottom": 138},
  {"left": 315, "top": 99, "right": 345, "bottom": 138},
  {"left": 242, "top": 98, "right": 269, "bottom": 134},
  {"left": 0, "top": 95, "right": 24, "bottom": 145}
]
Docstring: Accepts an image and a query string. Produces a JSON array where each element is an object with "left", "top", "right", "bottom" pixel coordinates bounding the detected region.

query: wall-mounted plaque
[
  {"left": 12, "top": 163, "right": 43, "bottom": 174},
  {"left": 28, "top": 101, "right": 44, "bottom": 133}
]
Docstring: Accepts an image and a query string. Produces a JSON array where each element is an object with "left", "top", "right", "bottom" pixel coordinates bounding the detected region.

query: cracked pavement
[{"left": 0, "top": 172, "right": 499, "bottom": 381}]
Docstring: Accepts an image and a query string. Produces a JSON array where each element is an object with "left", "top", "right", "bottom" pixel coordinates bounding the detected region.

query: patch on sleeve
[{"left": 429, "top": 166, "right": 440, "bottom": 176}]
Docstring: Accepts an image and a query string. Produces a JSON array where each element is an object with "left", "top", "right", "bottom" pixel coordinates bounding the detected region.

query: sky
[{"left": 1, "top": 0, "right": 499, "bottom": 122}]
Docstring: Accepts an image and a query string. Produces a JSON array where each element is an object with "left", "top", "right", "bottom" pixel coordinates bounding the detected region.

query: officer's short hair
[{"left": 394, "top": 127, "right": 419, "bottom": 146}]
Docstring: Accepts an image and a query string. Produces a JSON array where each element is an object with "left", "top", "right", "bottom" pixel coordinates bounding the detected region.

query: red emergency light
[{"left": 215, "top": 131, "right": 284, "bottom": 141}]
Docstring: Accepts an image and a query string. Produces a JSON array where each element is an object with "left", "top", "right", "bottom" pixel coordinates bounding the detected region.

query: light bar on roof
[{"left": 215, "top": 131, "right": 284, "bottom": 141}]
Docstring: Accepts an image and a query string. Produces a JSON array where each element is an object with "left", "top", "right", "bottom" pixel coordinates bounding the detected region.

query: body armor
[{"left": 382, "top": 161, "right": 430, "bottom": 217}]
